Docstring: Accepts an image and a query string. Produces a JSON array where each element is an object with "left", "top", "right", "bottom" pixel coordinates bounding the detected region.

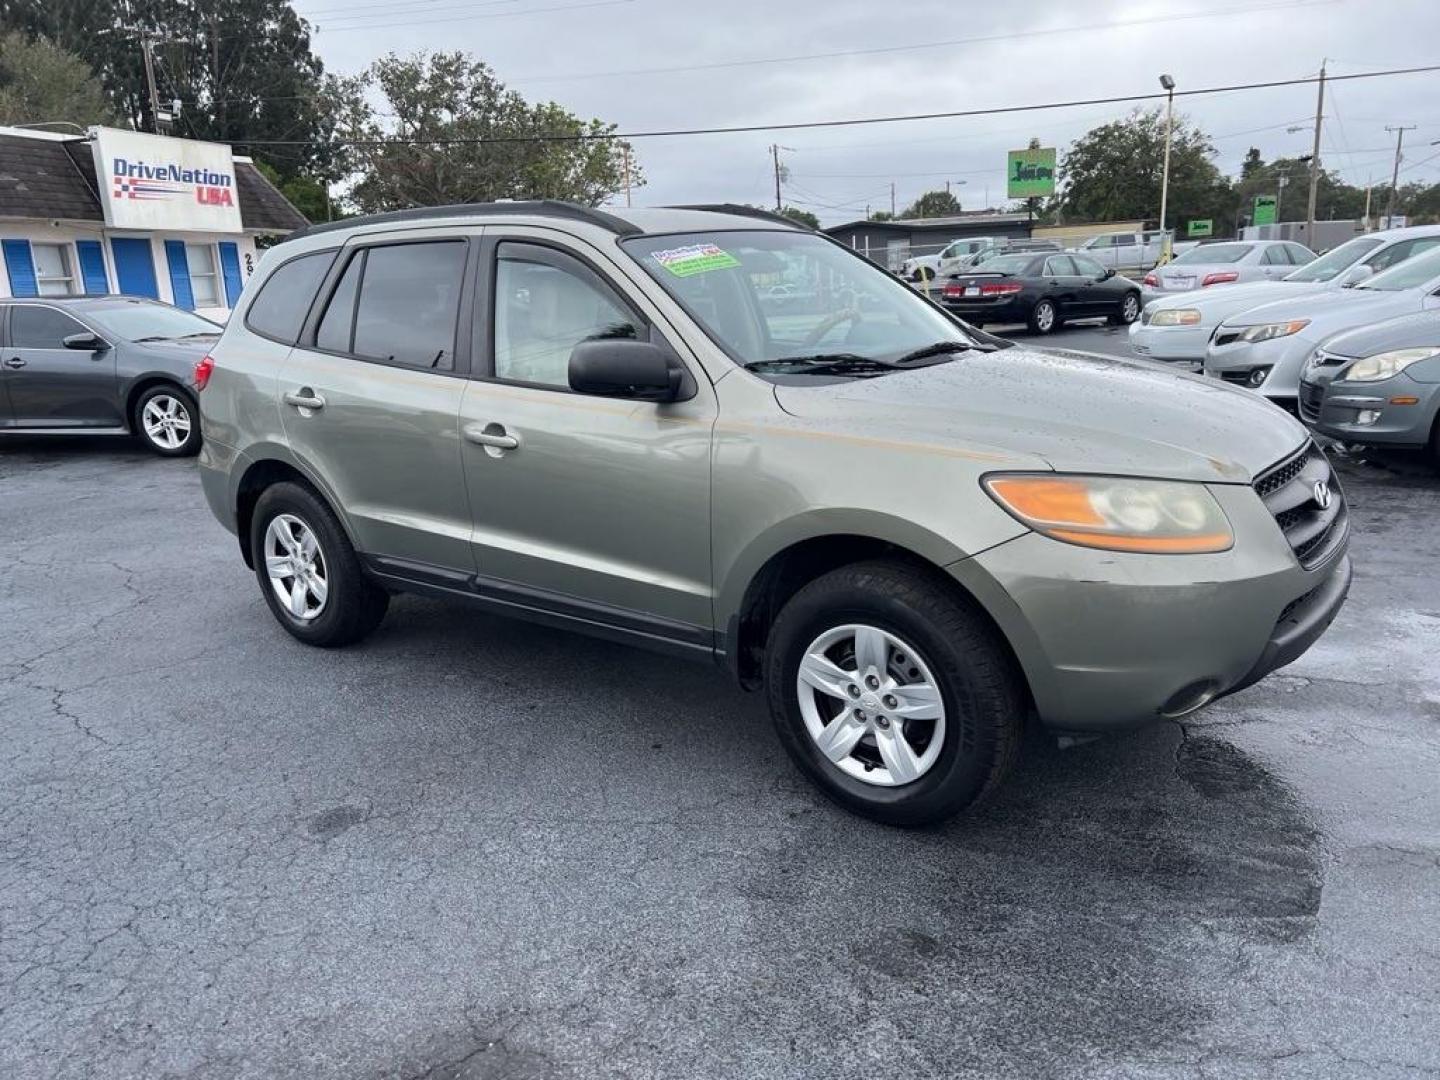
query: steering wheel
[{"left": 801, "top": 308, "right": 863, "bottom": 347}]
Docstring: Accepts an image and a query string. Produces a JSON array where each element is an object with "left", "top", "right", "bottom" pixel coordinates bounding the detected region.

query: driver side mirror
[
  {"left": 62, "top": 331, "right": 107, "bottom": 351},
  {"left": 568, "top": 338, "right": 688, "bottom": 403},
  {"left": 1342, "top": 263, "right": 1375, "bottom": 286}
]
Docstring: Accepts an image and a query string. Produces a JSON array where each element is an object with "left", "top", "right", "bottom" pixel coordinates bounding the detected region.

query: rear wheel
[
  {"left": 764, "top": 560, "right": 1025, "bottom": 826},
  {"left": 1109, "top": 291, "right": 1142, "bottom": 326},
  {"left": 133, "top": 385, "right": 200, "bottom": 457},
  {"left": 1028, "top": 298, "right": 1059, "bottom": 334},
  {"left": 250, "top": 482, "right": 388, "bottom": 647}
]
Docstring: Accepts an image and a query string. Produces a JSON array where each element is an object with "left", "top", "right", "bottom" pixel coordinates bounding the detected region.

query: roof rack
[
  {"left": 287, "top": 199, "right": 642, "bottom": 242},
  {"left": 668, "top": 203, "right": 809, "bottom": 230}
]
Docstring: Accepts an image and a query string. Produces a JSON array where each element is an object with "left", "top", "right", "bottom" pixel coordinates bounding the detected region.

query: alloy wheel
[
  {"left": 141, "top": 394, "right": 191, "bottom": 450},
  {"left": 1122, "top": 294, "right": 1140, "bottom": 323},
  {"left": 1035, "top": 302, "right": 1055, "bottom": 332},
  {"left": 264, "top": 513, "right": 329, "bottom": 621},
  {"left": 795, "top": 623, "right": 947, "bottom": 787}
]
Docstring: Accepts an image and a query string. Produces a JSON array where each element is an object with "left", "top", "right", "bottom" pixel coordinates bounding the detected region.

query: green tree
[
  {"left": 1232, "top": 156, "right": 1365, "bottom": 227},
  {"left": 778, "top": 205, "right": 819, "bottom": 229},
  {"left": 900, "top": 189, "right": 961, "bottom": 219},
  {"left": 327, "top": 51, "right": 636, "bottom": 212},
  {"left": 1057, "top": 107, "right": 1233, "bottom": 229},
  {"left": 1394, "top": 181, "right": 1440, "bottom": 224},
  {"left": 1, "top": 0, "right": 333, "bottom": 180},
  {"left": 869, "top": 210, "right": 895, "bottom": 222},
  {"left": 0, "top": 32, "right": 116, "bottom": 127}
]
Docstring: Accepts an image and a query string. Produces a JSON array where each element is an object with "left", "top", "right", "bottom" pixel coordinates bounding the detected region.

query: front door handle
[
  {"left": 3, "top": 356, "right": 25, "bottom": 369},
  {"left": 464, "top": 422, "right": 520, "bottom": 452},
  {"left": 283, "top": 389, "right": 325, "bottom": 411}
]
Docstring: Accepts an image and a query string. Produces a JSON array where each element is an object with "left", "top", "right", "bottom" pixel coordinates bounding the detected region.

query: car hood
[
  {"left": 1147, "top": 279, "right": 1325, "bottom": 314},
  {"left": 1319, "top": 310, "right": 1440, "bottom": 358},
  {"left": 128, "top": 336, "right": 218, "bottom": 363},
  {"left": 772, "top": 345, "right": 1307, "bottom": 484},
  {"left": 1219, "top": 285, "right": 1405, "bottom": 328}
]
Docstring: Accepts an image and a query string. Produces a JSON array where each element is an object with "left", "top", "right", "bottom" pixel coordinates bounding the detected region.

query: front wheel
[
  {"left": 133, "top": 385, "right": 200, "bottom": 457},
  {"left": 250, "top": 482, "right": 389, "bottom": 647},
  {"left": 1108, "top": 291, "right": 1142, "bottom": 326},
  {"left": 1027, "top": 298, "right": 1059, "bottom": 335},
  {"left": 764, "top": 560, "right": 1025, "bottom": 826}
]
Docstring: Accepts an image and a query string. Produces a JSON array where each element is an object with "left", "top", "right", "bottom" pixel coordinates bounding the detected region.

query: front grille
[
  {"left": 1253, "top": 442, "right": 1347, "bottom": 570},
  {"left": 1213, "top": 330, "right": 1242, "bottom": 347},
  {"left": 1298, "top": 380, "right": 1325, "bottom": 423}
]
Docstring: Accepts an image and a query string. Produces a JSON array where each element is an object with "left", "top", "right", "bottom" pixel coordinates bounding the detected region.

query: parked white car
[
  {"left": 1071, "top": 229, "right": 1198, "bottom": 272},
  {"left": 1129, "top": 225, "right": 1440, "bottom": 363},
  {"left": 900, "top": 237, "right": 1001, "bottom": 281},
  {"left": 1142, "top": 240, "right": 1315, "bottom": 301},
  {"left": 1204, "top": 244, "right": 1440, "bottom": 412}
]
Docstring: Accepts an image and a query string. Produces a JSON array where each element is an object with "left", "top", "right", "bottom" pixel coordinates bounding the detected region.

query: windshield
[
  {"left": 1354, "top": 245, "right": 1440, "bottom": 292},
  {"left": 622, "top": 230, "right": 982, "bottom": 376},
  {"left": 83, "top": 301, "right": 222, "bottom": 341},
  {"left": 1284, "top": 235, "right": 1382, "bottom": 283},
  {"left": 1171, "top": 243, "right": 1251, "bottom": 265}
]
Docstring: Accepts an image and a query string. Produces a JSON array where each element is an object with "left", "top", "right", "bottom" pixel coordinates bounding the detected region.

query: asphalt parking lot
[{"left": 2, "top": 385, "right": 1438, "bottom": 1078}]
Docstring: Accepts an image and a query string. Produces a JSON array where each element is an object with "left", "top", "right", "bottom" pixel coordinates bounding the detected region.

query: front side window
[
  {"left": 245, "top": 250, "right": 336, "bottom": 343},
  {"left": 493, "top": 242, "right": 641, "bottom": 388},
  {"left": 1355, "top": 245, "right": 1440, "bottom": 292},
  {"left": 10, "top": 305, "right": 86, "bottom": 348},
  {"left": 623, "top": 230, "right": 987, "bottom": 379},
  {"left": 1366, "top": 236, "right": 1440, "bottom": 274},
  {"left": 1072, "top": 254, "right": 1106, "bottom": 277},
  {"left": 32, "top": 243, "right": 76, "bottom": 296},
  {"left": 185, "top": 243, "right": 220, "bottom": 307}
]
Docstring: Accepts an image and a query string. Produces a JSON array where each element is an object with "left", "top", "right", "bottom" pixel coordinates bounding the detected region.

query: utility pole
[
  {"left": 622, "top": 144, "right": 632, "bottom": 208},
  {"left": 770, "top": 144, "right": 782, "bottom": 212},
  {"left": 1304, "top": 61, "right": 1326, "bottom": 242},
  {"left": 1157, "top": 74, "right": 1176, "bottom": 263},
  {"left": 1383, "top": 124, "right": 1416, "bottom": 225},
  {"left": 889, "top": 182, "right": 896, "bottom": 218},
  {"left": 141, "top": 37, "right": 164, "bottom": 134}
]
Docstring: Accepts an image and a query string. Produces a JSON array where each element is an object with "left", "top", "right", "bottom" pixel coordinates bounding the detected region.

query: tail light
[
  {"left": 980, "top": 282, "right": 1023, "bottom": 296},
  {"left": 1143, "top": 272, "right": 1158, "bottom": 287},
  {"left": 942, "top": 284, "right": 964, "bottom": 298},
  {"left": 193, "top": 354, "right": 215, "bottom": 391},
  {"left": 1201, "top": 271, "right": 1239, "bottom": 287}
]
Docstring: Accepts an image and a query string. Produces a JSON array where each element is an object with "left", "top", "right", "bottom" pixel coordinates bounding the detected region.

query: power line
[
  {"left": 229, "top": 63, "right": 1440, "bottom": 149},
  {"left": 311, "top": 0, "right": 632, "bottom": 32},
  {"left": 298, "top": 0, "right": 524, "bottom": 18},
  {"left": 498, "top": 0, "right": 1340, "bottom": 84}
]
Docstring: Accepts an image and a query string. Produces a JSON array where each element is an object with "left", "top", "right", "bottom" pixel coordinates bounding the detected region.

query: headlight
[
  {"left": 1344, "top": 347, "right": 1440, "bottom": 382},
  {"left": 984, "top": 474, "right": 1234, "bottom": 554},
  {"left": 1237, "top": 319, "right": 1310, "bottom": 343},
  {"left": 1149, "top": 308, "right": 1202, "bottom": 327}
]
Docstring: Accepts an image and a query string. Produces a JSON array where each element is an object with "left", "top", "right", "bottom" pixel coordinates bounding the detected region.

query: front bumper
[
  {"left": 1203, "top": 332, "right": 1315, "bottom": 406},
  {"left": 949, "top": 477, "right": 1350, "bottom": 733},
  {"left": 1302, "top": 370, "right": 1439, "bottom": 448},
  {"left": 1128, "top": 320, "right": 1212, "bottom": 362}
]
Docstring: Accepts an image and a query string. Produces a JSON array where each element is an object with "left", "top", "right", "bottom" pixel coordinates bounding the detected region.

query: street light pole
[{"left": 1158, "top": 74, "right": 1176, "bottom": 264}]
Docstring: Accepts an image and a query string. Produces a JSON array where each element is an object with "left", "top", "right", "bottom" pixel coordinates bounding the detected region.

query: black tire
[
  {"left": 1108, "top": 291, "right": 1142, "bottom": 326},
  {"left": 132, "top": 384, "right": 201, "bottom": 457},
  {"left": 764, "top": 559, "right": 1026, "bottom": 827},
  {"left": 1027, "top": 298, "right": 1059, "bottom": 335},
  {"left": 249, "top": 481, "right": 388, "bottom": 647}
]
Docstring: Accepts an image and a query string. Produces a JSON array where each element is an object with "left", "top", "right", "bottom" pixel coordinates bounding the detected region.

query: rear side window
[
  {"left": 10, "top": 305, "right": 86, "bottom": 348},
  {"left": 340, "top": 242, "right": 466, "bottom": 370},
  {"left": 244, "top": 250, "right": 335, "bottom": 343},
  {"left": 315, "top": 253, "right": 363, "bottom": 353}
]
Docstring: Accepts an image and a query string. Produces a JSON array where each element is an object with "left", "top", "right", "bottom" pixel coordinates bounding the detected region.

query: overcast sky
[{"left": 296, "top": 0, "right": 1440, "bottom": 224}]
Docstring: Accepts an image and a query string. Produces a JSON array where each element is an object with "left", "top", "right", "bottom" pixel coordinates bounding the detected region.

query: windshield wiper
[
  {"left": 174, "top": 331, "right": 219, "bottom": 339},
  {"left": 743, "top": 353, "right": 900, "bottom": 377},
  {"left": 894, "top": 340, "right": 993, "bottom": 364},
  {"left": 131, "top": 335, "right": 173, "bottom": 343}
]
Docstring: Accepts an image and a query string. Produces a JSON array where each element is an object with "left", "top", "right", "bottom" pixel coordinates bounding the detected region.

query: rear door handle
[
  {"left": 3, "top": 356, "right": 25, "bottom": 369},
  {"left": 283, "top": 389, "right": 325, "bottom": 411},
  {"left": 464, "top": 423, "right": 520, "bottom": 451}
]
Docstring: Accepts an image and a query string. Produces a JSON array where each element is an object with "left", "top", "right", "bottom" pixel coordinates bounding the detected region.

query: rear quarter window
[{"left": 243, "top": 250, "right": 337, "bottom": 343}]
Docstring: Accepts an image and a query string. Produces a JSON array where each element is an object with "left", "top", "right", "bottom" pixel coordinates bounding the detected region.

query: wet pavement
[{"left": 0, "top": 432, "right": 1436, "bottom": 1079}]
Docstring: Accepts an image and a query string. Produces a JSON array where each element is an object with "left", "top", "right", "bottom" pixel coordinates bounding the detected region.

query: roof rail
[
  {"left": 287, "top": 199, "right": 642, "bottom": 242},
  {"left": 668, "top": 203, "right": 809, "bottom": 230}
]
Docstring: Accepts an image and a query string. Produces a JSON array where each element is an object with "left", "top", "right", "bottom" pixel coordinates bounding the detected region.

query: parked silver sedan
[{"left": 1143, "top": 240, "right": 1315, "bottom": 301}]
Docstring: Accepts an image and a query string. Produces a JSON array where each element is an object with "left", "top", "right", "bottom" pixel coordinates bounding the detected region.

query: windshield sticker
[{"left": 652, "top": 243, "right": 740, "bottom": 278}]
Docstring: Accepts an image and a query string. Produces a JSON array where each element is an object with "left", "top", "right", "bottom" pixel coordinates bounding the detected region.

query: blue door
[{"left": 110, "top": 238, "right": 160, "bottom": 299}]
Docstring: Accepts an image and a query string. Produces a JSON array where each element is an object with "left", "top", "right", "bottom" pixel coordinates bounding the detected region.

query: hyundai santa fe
[{"left": 196, "top": 201, "right": 1351, "bottom": 825}]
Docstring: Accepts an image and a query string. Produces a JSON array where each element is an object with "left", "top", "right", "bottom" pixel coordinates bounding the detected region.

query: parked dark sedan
[
  {"left": 1300, "top": 311, "right": 1440, "bottom": 468},
  {"left": 939, "top": 251, "right": 1143, "bottom": 334},
  {"left": 0, "top": 296, "right": 220, "bottom": 456}
]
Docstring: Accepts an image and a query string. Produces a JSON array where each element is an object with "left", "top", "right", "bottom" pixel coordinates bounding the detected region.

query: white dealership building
[{"left": 0, "top": 125, "right": 307, "bottom": 321}]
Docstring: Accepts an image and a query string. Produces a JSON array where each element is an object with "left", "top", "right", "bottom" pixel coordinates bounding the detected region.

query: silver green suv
[{"left": 197, "top": 202, "right": 1351, "bottom": 825}]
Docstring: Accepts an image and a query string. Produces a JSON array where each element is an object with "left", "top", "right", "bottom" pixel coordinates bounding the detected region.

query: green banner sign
[
  {"left": 1187, "top": 219, "right": 1213, "bottom": 237},
  {"left": 1253, "top": 194, "right": 1278, "bottom": 226},
  {"left": 1007, "top": 147, "right": 1057, "bottom": 199}
]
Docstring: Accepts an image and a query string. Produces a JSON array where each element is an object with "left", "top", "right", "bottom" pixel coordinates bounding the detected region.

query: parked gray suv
[{"left": 197, "top": 202, "right": 1351, "bottom": 825}]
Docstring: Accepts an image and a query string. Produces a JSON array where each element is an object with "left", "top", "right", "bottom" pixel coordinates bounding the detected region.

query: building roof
[
  {"left": 826, "top": 212, "right": 1032, "bottom": 233},
  {"left": 0, "top": 130, "right": 308, "bottom": 233}
]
